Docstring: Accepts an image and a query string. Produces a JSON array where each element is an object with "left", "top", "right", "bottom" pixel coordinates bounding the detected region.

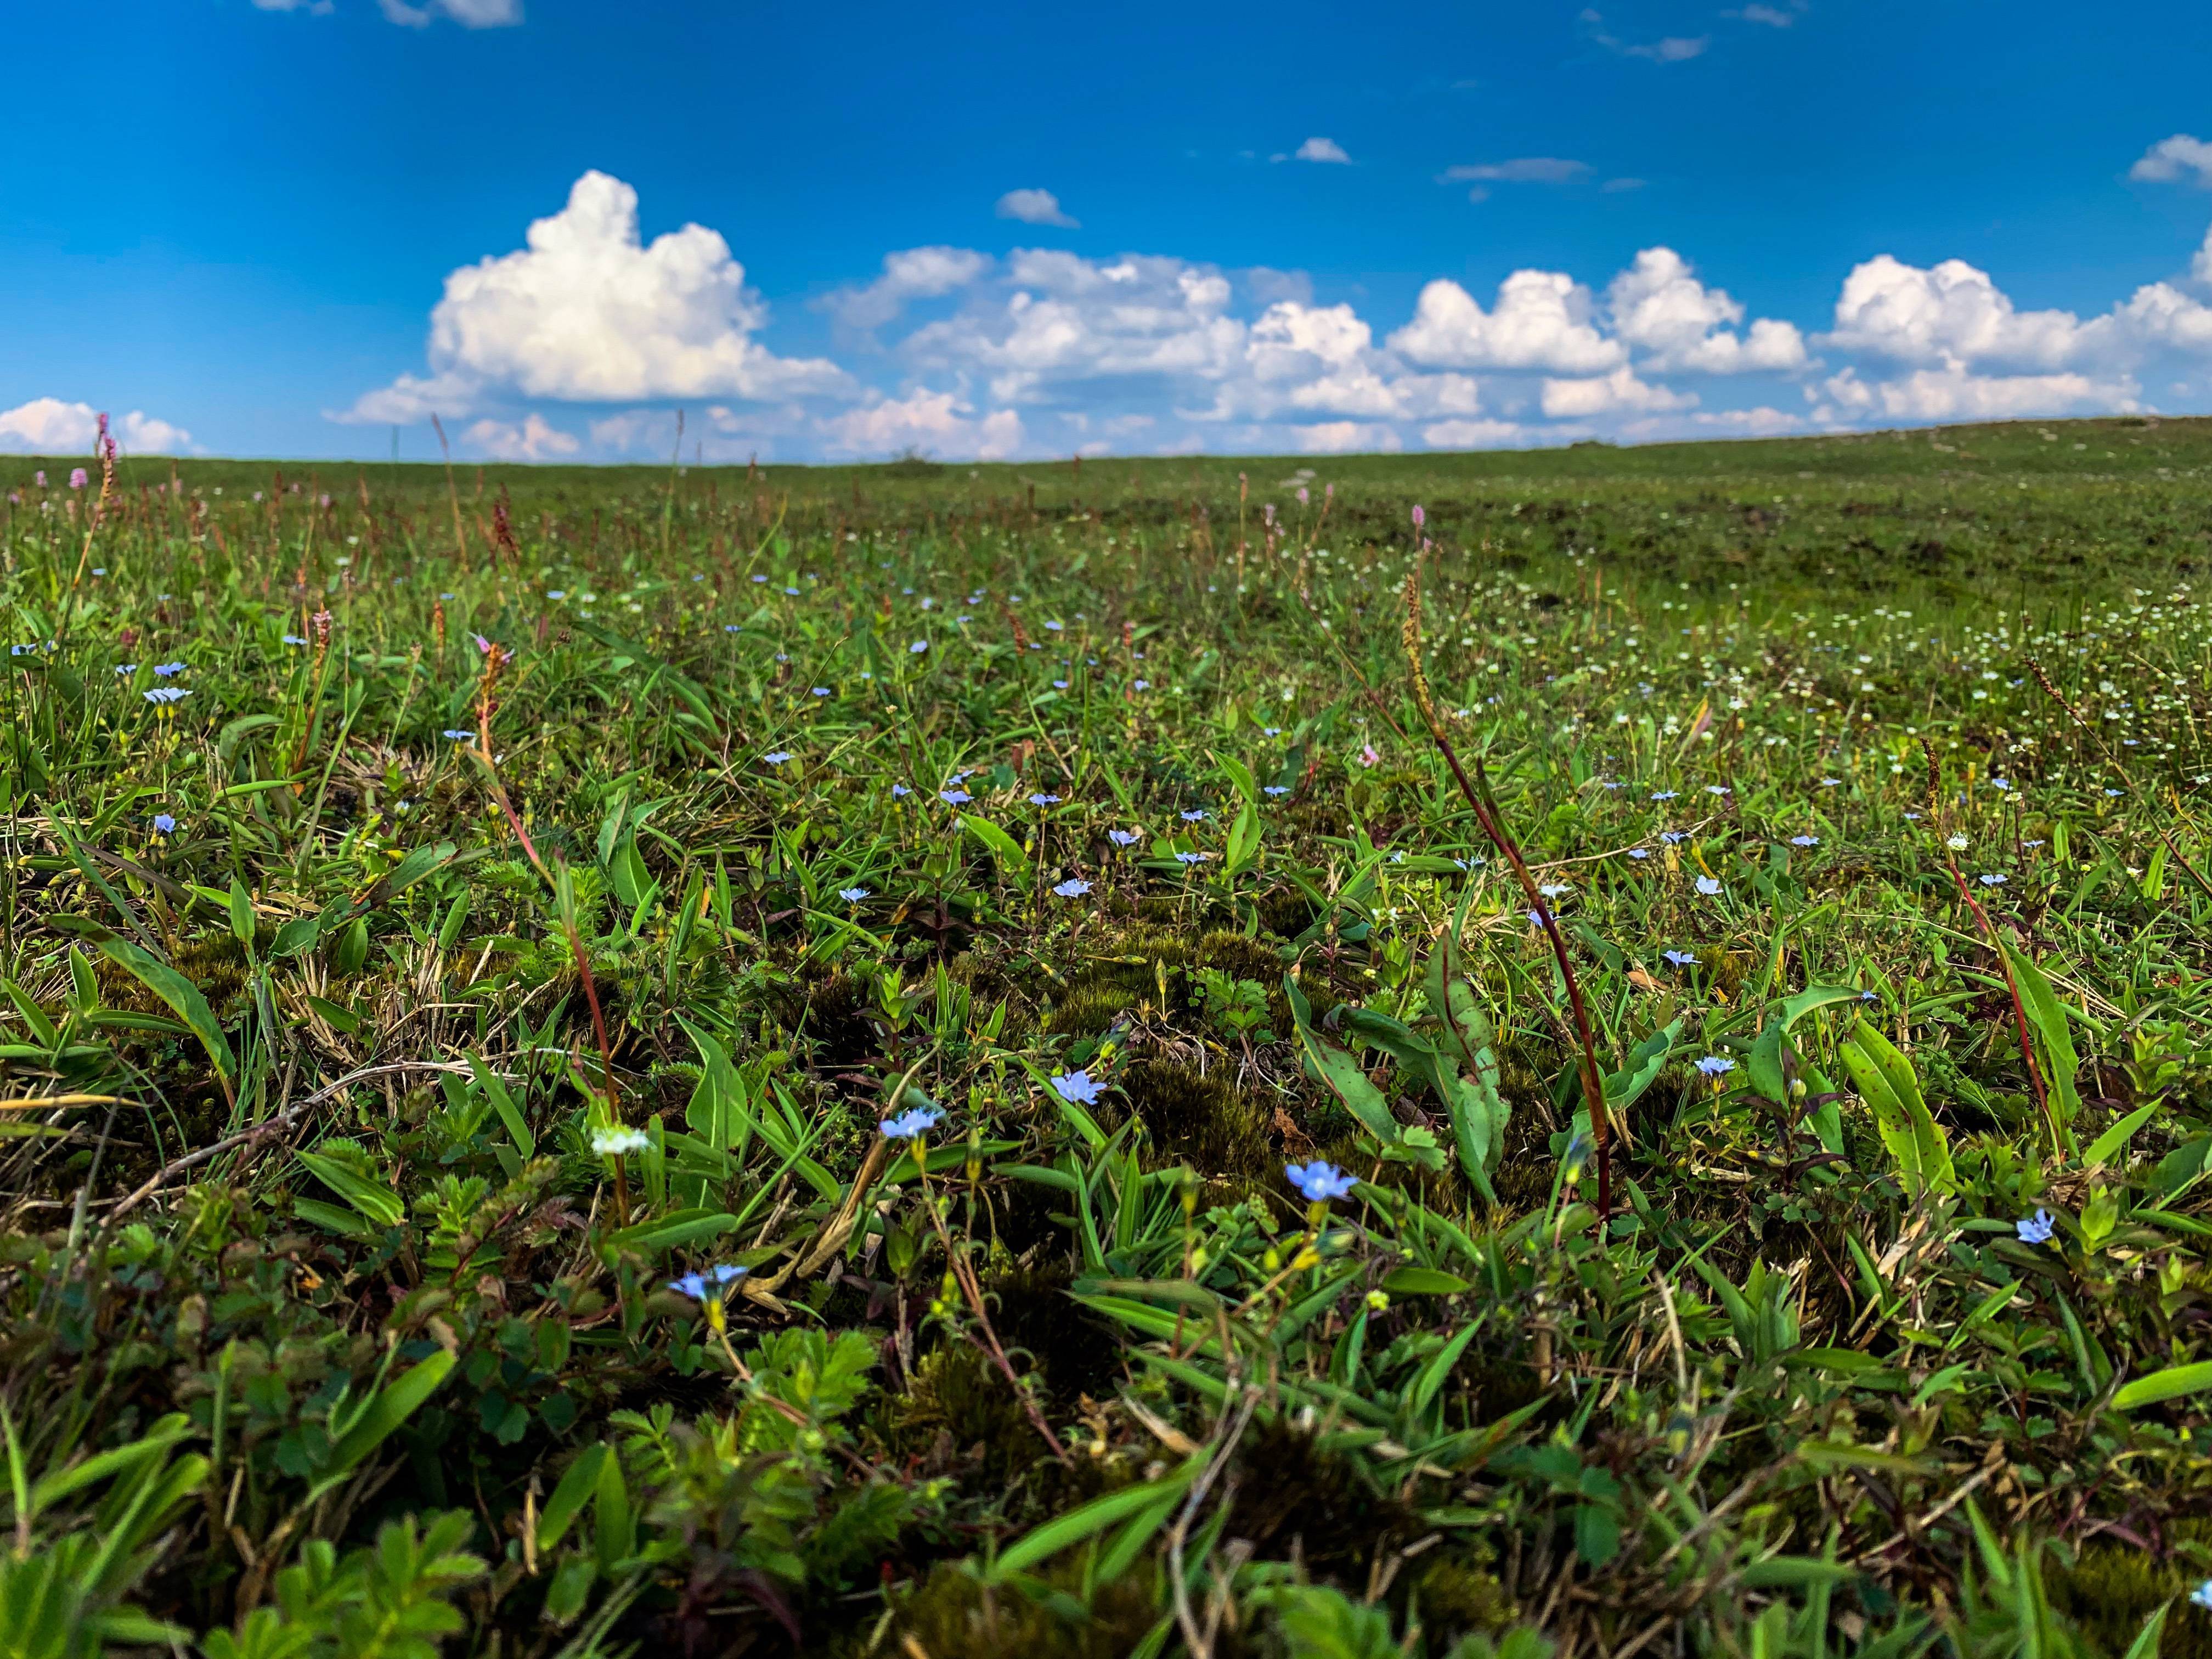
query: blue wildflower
[
  {"left": 762, "top": 751, "right": 793, "bottom": 765},
  {"left": 1049, "top": 1070, "right": 1103, "bottom": 1105},
  {"left": 1695, "top": 1056, "right": 1735, "bottom": 1077},
  {"left": 153, "top": 662, "right": 187, "bottom": 677},
  {"left": 1285, "top": 1159, "right": 1356, "bottom": 1201},
  {"left": 442, "top": 729, "right": 473, "bottom": 741},
  {"left": 2016, "top": 1209, "right": 2056, "bottom": 1245},
  {"left": 939, "top": 788, "right": 972, "bottom": 804},
  {"left": 152, "top": 814, "right": 177, "bottom": 834},
  {"left": 1052, "top": 877, "right": 1091, "bottom": 897},
  {"left": 1108, "top": 830, "right": 1139, "bottom": 847},
  {"left": 837, "top": 887, "right": 870, "bottom": 903},
  {"left": 1175, "top": 851, "right": 1208, "bottom": 865},
  {"left": 1695, "top": 876, "right": 1722, "bottom": 895},
  {"left": 1790, "top": 835, "right": 1819, "bottom": 847},
  {"left": 881, "top": 1105, "right": 944, "bottom": 1140},
  {"left": 1264, "top": 785, "right": 1289, "bottom": 797},
  {"left": 1027, "top": 792, "right": 1061, "bottom": 805},
  {"left": 1662, "top": 949, "right": 1697, "bottom": 967}
]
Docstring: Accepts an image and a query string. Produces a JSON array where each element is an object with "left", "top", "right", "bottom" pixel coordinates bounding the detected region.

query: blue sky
[{"left": 9, "top": 0, "right": 2212, "bottom": 462}]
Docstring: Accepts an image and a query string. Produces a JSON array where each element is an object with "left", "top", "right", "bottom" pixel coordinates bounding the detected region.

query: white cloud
[
  {"left": 1580, "top": 9, "right": 1707, "bottom": 60},
  {"left": 1294, "top": 421, "right": 1401, "bottom": 454},
  {"left": 378, "top": 0, "right": 521, "bottom": 25},
  {"left": 1391, "top": 270, "right": 1623, "bottom": 373},
  {"left": 460, "top": 413, "right": 579, "bottom": 460},
  {"left": 252, "top": 0, "right": 334, "bottom": 14},
  {"left": 1442, "top": 158, "right": 1588, "bottom": 185},
  {"left": 1813, "top": 364, "right": 2136, "bottom": 422},
  {"left": 1422, "top": 417, "right": 1527, "bottom": 448},
  {"left": 823, "top": 390, "right": 1024, "bottom": 460},
  {"left": 1541, "top": 365, "right": 1695, "bottom": 417},
  {"left": 0, "top": 398, "right": 192, "bottom": 454},
  {"left": 1606, "top": 247, "right": 1807, "bottom": 372},
  {"left": 824, "top": 246, "right": 992, "bottom": 331},
  {"left": 341, "top": 170, "right": 848, "bottom": 422},
  {"left": 1821, "top": 253, "right": 2101, "bottom": 370},
  {"left": 1725, "top": 3, "right": 1798, "bottom": 25},
  {"left": 995, "top": 189, "right": 1078, "bottom": 228},
  {"left": 2131, "top": 134, "right": 2212, "bottom": 188},
  {"left": 1294, "top": 137, "right": 1352, "bottom": 164}
]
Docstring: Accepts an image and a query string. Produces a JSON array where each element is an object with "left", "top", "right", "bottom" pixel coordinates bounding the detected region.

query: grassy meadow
[{"left": 4, "top": 414, "right": 2212, "bottom": 1657}]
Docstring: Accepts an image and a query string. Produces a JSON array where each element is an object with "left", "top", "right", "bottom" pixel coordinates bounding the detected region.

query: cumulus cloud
[
  {"left": 341, "top": 170, "right": 847, "bottom": 422},
  {"left": 995, "top": 189, "right": 1079, "bottom": 228},
  {"left": 1607, "top": 247, "right": 1807, "bottom": 373},
  {"left": 460, "top": 413, "right": 578, "bottom": 460},
  {"left": 1391, "top": 270, "right": 1623, "bottom": 374},
  {"left": 1442, "top": 158, "right": 1588, "bottom": 185},
  {"left": 1813, "top": 364, "right": 2136, "bottom": 422},
  {"left": 1541, "top": 365, "right": 1695, "bottom": 417},
  {"left": 1820, "top": 254, "right": 2104, "bottom": 370},
  {"left": 823, "top": 390, "right": 1023, "bottom": 460},
  {"left": 1423, "top": 417, "right": 1527, "bottom": 448},
  {"left": 1294, "top": 138, "right": 1352, "bottom": 164},
  {"left": 252, "top": 0, "right": 334, "bottom": 14},
  {"left": 1295, "top": 421, "right": 1402, "bottom": 454},
  {"left": 1725, "top": 3, "right": 1799, "bottom": 25},
  {"left": 2131, "top": 134, "right": 2212, "bottom": 188},
  {"left": 378, "top": 0, "right": 520, "bottom": 24},
  {"left": 824, "top": 247, "right": 993, "bottom": 331},
  {"left": 0, "top": 399, "right": 193, "bottom": 454}
]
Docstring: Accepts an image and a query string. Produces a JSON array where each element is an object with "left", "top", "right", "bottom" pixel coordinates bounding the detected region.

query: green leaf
[
  {"left": 1604, "top": 1018, "right": 1681, "bottom": 1110},
  {"left": 386, "top": 840, "right": 460, "bottom": 896},
  {"left": 1380, "top": 1267, "right": 1472, "bottom": 1295},
  {"left": 2111, "top": 1359, "right": 2212, "bottom": 1412},
  {"left": 1836, "top": 1020, "right": 1953, "bottom": 1194},
  {"left": 957, "top": 814, "right": 1032, "bottom": 884},
  {"left": 2084, "top": 1100, "right": 2162, "bottom": 1168},
  {"left": 604, "top": 1207, "right": 737, "bottom": 1255},
  {"left": 1997, "top": 938, "right": 2083, "bottom": 1145},
  {"left": 294, "top": 1146, "right": 406, "bottom": 1228},
  {"left": 326, "top": 1351, "right": 456, "bottom": 1476},
  {"left": 1746, "top": 985, "right": 1864, "bottom": 1104},
  {"left": 91, "top": 935, "right": 234, "bottom": 1080},
  {"left": 1290, "top": 1003, "right": 1397, "bottom": 1144},
  {"left": 534, "top": 1443, "right": 609, "bottom": 1556},
  {"left": 986, "top": 1460, "right": 1200, "bottom": 1583}
]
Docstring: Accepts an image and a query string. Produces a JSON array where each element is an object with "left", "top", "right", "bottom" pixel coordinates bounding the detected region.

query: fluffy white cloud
[
  {"left": 2131, "top": 134, "right": 2212, "bottom": 188},
  {"left": 1606, "top": 247, "right": 1807, "bottom": 372},
  {"left": 378, "top": 0, "right": 520, "bottom": 25},
  {"left": 1295, "top": 421, "right": 1401, "bottom": 454},
  {"left": 252, "top": 0, "right": 334, "bottom": 14},
  {"left": 1821, "top": 255, "right": 2100, "bottom": 370},
  {"left": 1294, "top": 138, "right": 1352, "bottom": 164},
  {"left": 1442, "top": 158, "right": 1588, "bottom": 185},
  {"left": 1541, "top": 365, "right": 1695, "bottom": 417},
  {"left": 0, "top": 399, "right": 193, "bottom": 454},
  {"left": 460, "top": 413, "right": 578, "bottom": 460},
  {"left": 995, "top": 189, "right": 1078, "bottom": 228},
  {"left": 342, "top": 171, "right": 847, "bottom": 421},
  {"left": 1423, "top": 417, "right": 1527, "bottom": 448},
  {"left": 824, "top": 247, "right": 993, "bottom": 331},
  {"left": 1391, "top": 271, "right": 1623, "bottom": 373},
  {"left": 823, "top": 390, "right": 1023, "bottom": 460}
]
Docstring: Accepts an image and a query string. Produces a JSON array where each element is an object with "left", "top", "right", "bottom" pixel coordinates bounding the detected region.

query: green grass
[{"left": 4, "top": 414, "right": 2212, "bottom": 1657}]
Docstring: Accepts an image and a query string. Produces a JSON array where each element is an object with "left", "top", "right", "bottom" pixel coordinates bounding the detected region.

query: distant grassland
[{"left": 3, "top": 415, "right": 2211, "bottom": 1657}]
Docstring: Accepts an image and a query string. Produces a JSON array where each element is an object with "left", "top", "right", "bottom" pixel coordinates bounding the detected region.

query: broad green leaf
[
  {"left": 1380, "top": 1267, "right": 1472, "bottom": 1295},
  {"left": 1997, "top": 938, "right": 2083, "bottom": 1146},
  {"left": 91, "top": 935, "right": 234, "bottom": 1080},
  {"left": 604, "top": 1207, "right": 737, "bottom": 1255},
  {"left": 326, "top": 1351, "right": 456, "bottom": 1476},
  {"left": 1837, "top": 1021, "right": 1953, "bottom": 1194},
  {"left": 986, "top": 1460, "right": 1200, "bottom": 1583},
  {"left": 294, "top": 1146, "right": 406, "bottom": 1228},
  {"left": 2111, "top": 1359, "right": 2212, "bottom": 1412},
  {"left": 957, "top": 813, "right": 1032, "bottom": 884}
]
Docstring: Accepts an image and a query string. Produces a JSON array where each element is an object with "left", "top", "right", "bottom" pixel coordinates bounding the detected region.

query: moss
[
  {"left": 985, "top": 1261, "right": 1124, "bottom": 1404},
  {"left": 1120, "top": 1058, "right": 1271, "bottom": 1179},
  {"left": 2047, "top": 1521, "right": 2212, "bottom": 1658},
  {"left": 1226, "top": 1418, "right": 1420, "bottom": 1579},
  {"left": 872, "top": 1557, "right": 1188, "bottom": 1659},
  {"left": 1411, "top": 1553, "right": 1516, "bottom": 1645}
]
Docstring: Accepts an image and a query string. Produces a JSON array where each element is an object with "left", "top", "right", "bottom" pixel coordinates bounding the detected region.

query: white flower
[{"left": 591, "top": 1127, "right": 650, "bottom": 1156}]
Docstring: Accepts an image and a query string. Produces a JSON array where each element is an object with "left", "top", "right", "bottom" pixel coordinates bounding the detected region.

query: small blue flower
[
  {"left": 1133, "top": 678, "right": 1150, "bottom": 691},
  {"left": 881, "top": 1105, "right": 944, "bottom": 1140},
  {"left": 668, "top": 1262, "right": 747, "bottom": 1304},
  {"left": 115, "top": 663, "right": 138, "bottom": 675},
  {"left": 1049, "top": 1070, "right": 1103, "bottom": 1105},
  {"left": 1108, "top": 830, "right": 1139, "bottom": 847},
  {"left": 442, "top": 729, "right": 473, "bottom": 741},
  {"left": 2190, "top": 1581, "right": 2212, "bottom": 1613},
  {"left": 1662, "top": 949, "right": 1697, "bottom": 967},
  {"left": 1053, "top": 877, "right": 1092, "bottom": 897},
  {"left": 1978, "top": 872, "right": 2007, "bottom": 887},
  {"left": 1790, "top": 835, "right": 1819, "bottom": 847},
  {"left": 1175, "top": 851, "right": 1209, "bottom": 865},
  {"left": 2016, "top": 1209, "right": 2056, "bottom": 1245},
  {"left": 151, "top": 814, "right": 177, "bottom": 834},
  {"left": 1706, "top": 785, "right": 1730, "bottom": 796},
  {"left": 1626, "top": 847, "right": 1651, "bottom": 860},
  {"left": 1264, "top": 785, "right": 1289, "bottom": 797},
  {"left": 811, "top": 686, "right": 831, "bottom": 697},
  {"left": 1661, "top": 831, "right": 1688, "bottom": 844},
  {"left": 143, "top": 686, "right": 191, "bottom": 705},
  {"left": 282, "top": 634, "right": 307, "bottom": 645},
  {"left": 1651, "top": 790, "right": 1679, "bottom": 801},
  {"left": 1820, "top": 777, "right": 1841, "bottom": 787},
  {"left": 837, "top": 887, "right": 870, "bottom": 903},
  {"left": 1027, "top": 792, "right": 1061, "bottom": 805},
  {"left": 1285, "top": 1159, "right": 1356, "bottom": 1201},
  {"left": 153, "top": 662, "right": 187, "bottom": 677},
  {"left": 1045, "top": 619, "right": 1064, "bottom": 631},
  {"left": 940, "top": 788, "right": 973, "bottom": 804},
  {"left": 1695, "top": 1055, "right": 1735, "bottom": 1077},
  {"left": 1262, "top": 726, "right": 1282, "bottom": 736},
  {"left": 910, "top": 639, "right": 928, "bottom": 653},
  {"left": 762, "top": 751, "right": 793, "bottom": 765},
  {"left": 1052, "top": 679, "right": 1069, "bottom": 689},
  {"left": 1181, "top": 809, "right": 1207, "bottom": 822},
  {"left": 1695, "top": 876, "right": 1722, "bottom": 895},
  {"left": 891, "top": 783, "right": 911, "bottom": 797}
]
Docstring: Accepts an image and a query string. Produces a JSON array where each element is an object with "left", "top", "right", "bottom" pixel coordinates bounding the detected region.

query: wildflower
[
  {"left": 115, "top": 663, "right": 138, "bottom": 675},
  {"left": 891, "top": 784, "right": 911, "bottom": 797},
  {"left": 1175, "top": 851, "right": 1209, "bottom": 865},
  {"left": 283, "top": 634, "right": 307, "bottom": 645},
  {"left": 591, "top": 1126, "right": 650, "bottom": 1156},
  {"left": 1052, "top": 877, "right": 1092, "bottom": 897},
  {"left": 837, "top": 887, "right": 870, "bottom": 903},
  {"left": 1263, "top": 785, "right": 1289, "bottom": 797},
  {"left": 472, "top": 633, "right": 494, "bottom": 654},
  {"left": 143, "top": 687, "right": 191, "bottom": 705},
  {"left": 1662, "top": 949, "right": 1698, "bottom": 967},
  {"left": 1359, "top": 743, "right": 1381, "bottom": 766},
  {"left": 1365, "top": 1289, "right": 1391, "bottom": 1312},
  {"left": 910, "top": 639, "right": 928, "bottom": 653},
  {"left": 442, "top": 729, "right": 474, "bottom": 741},
  {"left": 1695, "top": 876, "right": 1722, "bottom": 895},
  {"left": 1410, "top": 504, "right": 1425, "bottom": 530},
  {"left": 1108, "top": 830, "right": 1139, "bottom": 847},
  {"left": 811, "top": 686, "right": 831, "bottom": 697},
  {"left": 1706, "top": 785, "right": 1730, "bottom": 796},
  {"left": 2191, "top": 1581, "right": 2212, "bottom": 1613},
  {"left": 761, "top": 751, "right": 793, "bottom": 765},
  {"left": 1661, "top": 830, "right": 1688, "bottom": 844},
  {"left": 151, "top": 814, "right": 177, "bottom": 834},
  {"left": 1627, "top": 848, "right": 1650, "bottom": 860},
  {"left": 153, "top": 662, "right": 187, "bottom": 676},
  {"left": 1978, "top": 872, "right": 2006, "bottom": 887},
  {"left": 1695, "top": 1056, "right": 1735, "bottom": 1077},
  {"left": 1045, "top": 619, "right": 1064, "bottom": 631},
  {"left": 1181, "top": 809, "right": 1207, "bottom": 821},
  {"left": 1286, "top": 1159, "right": 1357, "bottom": 1201},
  {"left": 69, "top": 467, "right": 87, "bottom": 490},
  {"left": 1790, "top": 834, "right": 1819, "bottom": 847},
  {"left": 1133, "top": 678, "right": 1150, "bottom": 691},
  {"left": 1651, "top": 790, "right": 1679, "bottom": 800},
  {"left": 1052, "top": 679, "right": 1069, "bottom": 689},
  {"left": 1820, "top": 777, "right": 1841, "bottom": 786},
  {"left": 2104, "top": 788, "right": 2122, "bottom": 798},
  {"left": 939, "top": 788, "right": 972, "bottom": 804},
  {"left": 669, "top": 1262, "right": 745, "bottom": 1301},
  {"left": 2016, "top": 1209, "right": 2056, "bottom": 1245},
  {"left": 1027, "top": 792, "right": 1061, "bottom": 805},
  {"left": 881, "top": 1105, "right": 944, "bottom": 1141},
  {"left": 1945, "top": 833, "right": 1969, "bottom": 850},
  {"left": 1049, "top": 1070, "right": 1103, "bottom": 1105},
  {"left": 1263, "top": 726, "right": 1282, "bottom": 737},
  {"left": 1990, "top": 777, "right": 2011, "bottom": 791}
]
